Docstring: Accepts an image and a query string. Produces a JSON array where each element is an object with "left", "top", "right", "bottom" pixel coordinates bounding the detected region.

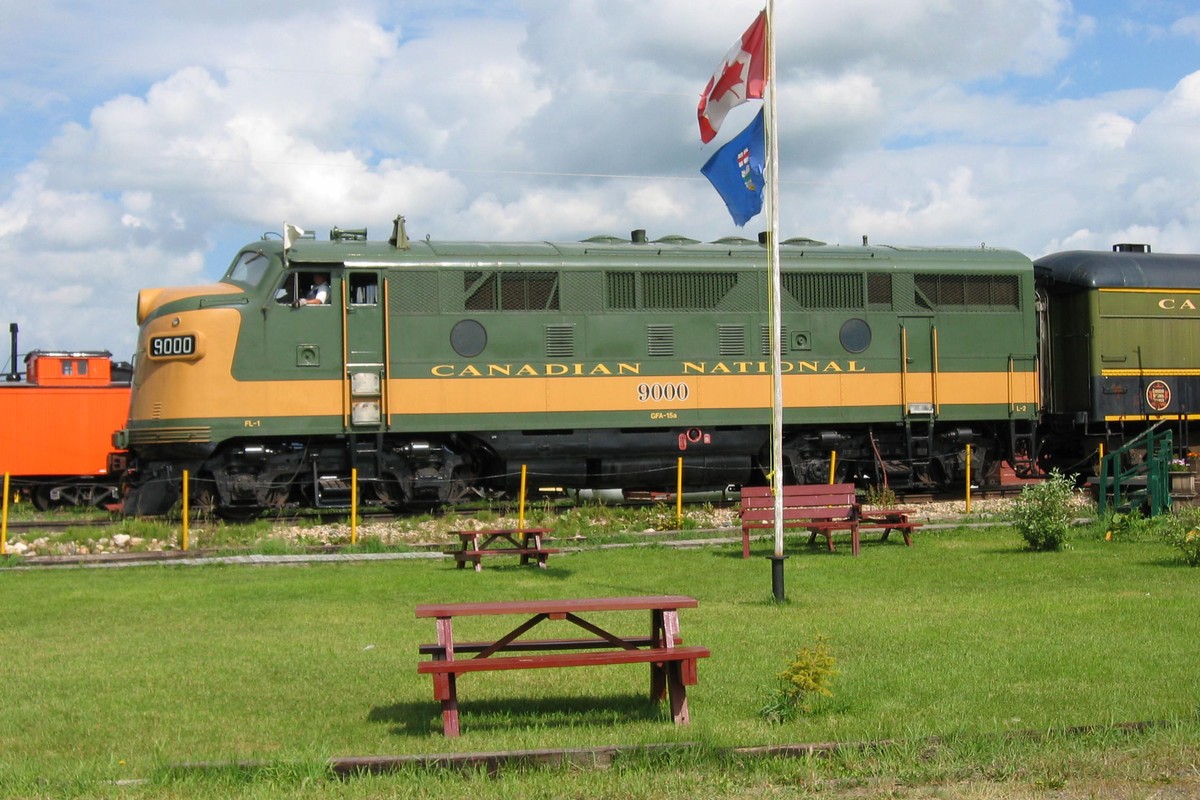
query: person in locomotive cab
[{"left": 301, "top": 273, "right": 330, "bottom": 305}]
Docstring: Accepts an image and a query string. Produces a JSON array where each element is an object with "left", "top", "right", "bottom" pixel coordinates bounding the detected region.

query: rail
[{"left": 1097, "top": 422, "right": 1172, "bottom": 517}]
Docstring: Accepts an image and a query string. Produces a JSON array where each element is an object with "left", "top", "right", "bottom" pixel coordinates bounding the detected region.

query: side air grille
[
  {"left": 647, "top": 324, "right": 675, "bottom": 356},
  {"left": 718, "top": 324, "right": 746, "bottom": 356},
  {"left": 128, "top": 427, "right": 212, "bottom": 445},
  {"left": 545, "top": 324, "right": 575, "bottom": 358},
  {"left": 782, "top": 272, "right": 864, "bottom": 309},
  {"left": 914, "top": 274, "right": 1021, "bottom": 310},
  {"left": 760, "top": 324, "right": 788, "bottom": 355}
]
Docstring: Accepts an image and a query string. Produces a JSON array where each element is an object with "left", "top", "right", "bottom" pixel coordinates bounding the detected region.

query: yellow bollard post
[
  {"left": 519, "top": 464, "right": 527, "bottom": 530},
  {"left": 676, "top": 457, "right": 684, "bottom": 529},
  {"left": 965, "top": 444, "right": 972, "bottom": 515},
  {"left": 351, "top": 467, "right": 358, "bottom": 545},
  {"left": 181, "top": 469, "right": 189, "bottom": 552},
  {"left": 1100, "top": 443, "right": 1111, "bottom": 540},
  {"left": 828, "top": 451, "right": 837, "bottom": 485},
  {"left": 1, "top": 472, "right": 9, "bottom": 555}
]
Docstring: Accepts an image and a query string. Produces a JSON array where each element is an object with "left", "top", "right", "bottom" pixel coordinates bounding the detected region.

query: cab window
[
  {"left": 276, "top": 272, "right": 333, "bottom": 306},
  {"left": 349, "top": 273, "right": 378, "bottom": 305},
  {"left": 226, "top": 250, "right": 272, "bottom": 287}
]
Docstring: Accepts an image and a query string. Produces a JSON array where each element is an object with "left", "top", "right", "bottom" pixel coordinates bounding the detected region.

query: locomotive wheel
[
  {"left": 31, "top": 485, "right": 55, "bottom": 511},
  {"left": 187, "top": 477, "right": 219, "bottom": 521},
  {"left": 443, "top": 468, "right": 479, "bottom": 505}
]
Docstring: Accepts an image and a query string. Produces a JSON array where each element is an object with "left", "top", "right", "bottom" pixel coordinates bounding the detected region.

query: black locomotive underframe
[{"left": 123, "top": 418, "right": 1035, "bottom": 515}]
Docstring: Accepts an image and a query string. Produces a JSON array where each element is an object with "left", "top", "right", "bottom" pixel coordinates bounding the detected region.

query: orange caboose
[{"left": 1, "top": 350, "right": 131, "bottom": 508}]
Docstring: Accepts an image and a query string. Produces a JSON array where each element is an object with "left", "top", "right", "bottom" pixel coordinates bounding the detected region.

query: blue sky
[{"left": 1, "top": 0, "right": 1199, "bottom": 360}]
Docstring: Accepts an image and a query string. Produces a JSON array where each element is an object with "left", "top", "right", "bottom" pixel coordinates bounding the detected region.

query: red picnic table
[
  {"left": 415, "top": 595, "right": 710, "bottom": 736},
  {"left": 447, "top": 528, "right": 558, "bottom": 571}
]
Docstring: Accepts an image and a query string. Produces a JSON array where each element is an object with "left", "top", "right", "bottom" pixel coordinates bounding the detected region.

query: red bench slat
[
  {"left": 418, "top": 635, "right": 681, "bottom": 656},
  {"left": 417, "top": 645, "right": 711, "bottom": 675}
]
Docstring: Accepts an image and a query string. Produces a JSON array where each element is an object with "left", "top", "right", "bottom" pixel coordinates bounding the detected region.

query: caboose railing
[{"left": 1098, "top": 422, "right": 1172, "bottom": 517}]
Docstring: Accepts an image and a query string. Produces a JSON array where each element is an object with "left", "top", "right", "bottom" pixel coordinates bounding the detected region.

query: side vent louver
[
  {"left": 718, "top": 324, "right": 746, "bottom": 356},
  {"left": 760, "top": 324, "right": 788, "bottom": 356},
  {"left": 545, "top": 324, "right": 575, "bottom": 358},
  {"left": 647, "top": 324, "right": 675, "bottom": 356}
]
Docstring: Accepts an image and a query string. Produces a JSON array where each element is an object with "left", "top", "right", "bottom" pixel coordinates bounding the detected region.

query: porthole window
[
  {"left": 450, "top": 319, "right": 487, "bottom": 358},
  {"left": 839, "top": 318, "right": 871, "bottom": 354}
]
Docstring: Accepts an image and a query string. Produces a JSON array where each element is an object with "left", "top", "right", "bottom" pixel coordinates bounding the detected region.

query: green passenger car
[{"left": 1036, "top": 244, "right": 1200, "bottom": 465}]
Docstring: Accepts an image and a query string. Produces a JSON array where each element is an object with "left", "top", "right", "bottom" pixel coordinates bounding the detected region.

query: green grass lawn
[{"left": 2, "top": 525, "right": 1198, "bottom": 798}]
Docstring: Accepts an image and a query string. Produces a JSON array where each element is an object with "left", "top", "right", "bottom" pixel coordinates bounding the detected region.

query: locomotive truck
[{"left": 115, "top": 217, "right": 1043, "bottom": 517}]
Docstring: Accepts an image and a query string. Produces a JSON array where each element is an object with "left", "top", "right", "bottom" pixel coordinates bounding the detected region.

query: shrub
[
  {"left": 1158, "top": 507, "right": 1200, "bottom": 567},
  {"left": 1009, "top": 469, "right": 1076, "bottom": 551},
  {"left": 760, "top": 636, "right": 837, "bottom": 723}
]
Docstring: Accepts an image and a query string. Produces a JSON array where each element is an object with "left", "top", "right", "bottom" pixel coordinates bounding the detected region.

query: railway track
[
  {"left": 3, "top": 484, "right": 1047, "bottom": 567},
  {"left": 2, "top": 483, "right": 1027, "bottom": 534}
]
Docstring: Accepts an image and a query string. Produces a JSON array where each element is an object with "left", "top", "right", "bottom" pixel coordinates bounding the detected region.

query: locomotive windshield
[{"left": 224, "top": 250, "right": 273, "bottom": 288}]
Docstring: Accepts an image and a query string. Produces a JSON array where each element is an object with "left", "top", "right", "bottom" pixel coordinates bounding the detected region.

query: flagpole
[{"left": 764, "top": 0, "right": 786, "bottom": 601}]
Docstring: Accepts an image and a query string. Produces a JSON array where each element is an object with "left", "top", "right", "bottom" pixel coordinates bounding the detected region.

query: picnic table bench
[
  {"left": 447, "top": 528, "right": 559, "bottom": 571},
  {"left": 415, "top": 596, "right": 709, "bottom": 737},
  {"left": 740, "top": 483, "right": 918, "bottom": 558}
]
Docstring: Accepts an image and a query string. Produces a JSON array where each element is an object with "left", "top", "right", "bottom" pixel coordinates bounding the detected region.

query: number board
[{"left": 148, "top": 333, "right": 199, "bottom": 360}]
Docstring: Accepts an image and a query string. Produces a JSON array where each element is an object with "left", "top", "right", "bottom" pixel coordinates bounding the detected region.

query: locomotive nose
[{"left": 136, "top": 288, "right": 166, "bottom": 324}]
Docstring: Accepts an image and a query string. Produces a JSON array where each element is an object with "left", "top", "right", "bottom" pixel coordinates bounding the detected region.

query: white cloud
[
  {"left": 3, "top": 0, "right": 1200, "bottom": 358},
  {"left": 1173, "top": 13, "right": 1200, "bottom": 40}
]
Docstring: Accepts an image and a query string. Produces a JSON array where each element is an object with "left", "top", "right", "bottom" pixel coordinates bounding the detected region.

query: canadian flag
[{"left": 697, "top": 10, "right": 768, "bottom": 144}]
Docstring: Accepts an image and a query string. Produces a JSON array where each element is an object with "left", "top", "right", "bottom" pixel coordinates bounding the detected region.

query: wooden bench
[
  {"left": 447, "top": 528, "right": 559, "bottom": 571},
  {"left": 415, "top": 596, "right": 709, "bottom": 736},
  {"left": 740, "top": 483, "right": 861, "bottom": 558},
  {"left": 740, "top": 484, "right": 921, "bottom": 557}
]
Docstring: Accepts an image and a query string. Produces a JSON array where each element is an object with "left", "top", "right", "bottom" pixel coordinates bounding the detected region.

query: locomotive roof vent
[
  {"left": 1113, "top": 243, "right": 1150, "bottom": 253},
  {"left": 631, "top": 229, "right": 647, "bottom": 243}
]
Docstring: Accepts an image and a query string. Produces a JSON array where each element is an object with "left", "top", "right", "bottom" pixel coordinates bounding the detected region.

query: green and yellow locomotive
[{"left": 116, "top": 217, "right": 1040, "bottom": 515}]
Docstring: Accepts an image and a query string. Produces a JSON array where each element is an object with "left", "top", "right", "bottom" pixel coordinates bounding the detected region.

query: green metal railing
[{"left": 1097, "top": 422, "right": 1173, "bottom": 517}]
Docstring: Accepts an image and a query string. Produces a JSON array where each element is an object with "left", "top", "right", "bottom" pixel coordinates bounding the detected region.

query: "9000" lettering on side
[{"left": 637, "top": 382, "right": 690, "bottom": 402}]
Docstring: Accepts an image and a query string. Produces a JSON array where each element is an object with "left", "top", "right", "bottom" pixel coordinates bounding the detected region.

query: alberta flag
[{"left": 700, "top": 109, "right": 765, "bottom": 227}]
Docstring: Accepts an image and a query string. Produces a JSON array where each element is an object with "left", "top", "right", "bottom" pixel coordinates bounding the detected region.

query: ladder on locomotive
[
  {"left": 1007, "top": 418, "right": 1039, "bottom": 477},
  {"left": 904, "top": 412, "right": 936, "bottom": 488}
]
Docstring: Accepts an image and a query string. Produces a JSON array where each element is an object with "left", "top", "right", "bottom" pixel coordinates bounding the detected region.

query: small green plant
[
  {"left": 760, "top": 636, "right": 837, "bottom": 723},
  {"left": 1102, "top": 509, "right": 1155, "bottom": 542},
  {"left": 1009, "top": 469, "right": 1076, "bottom": 551},
  {"left": 1157, "top": 507, "right": 1200, "bottom": 566}
]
